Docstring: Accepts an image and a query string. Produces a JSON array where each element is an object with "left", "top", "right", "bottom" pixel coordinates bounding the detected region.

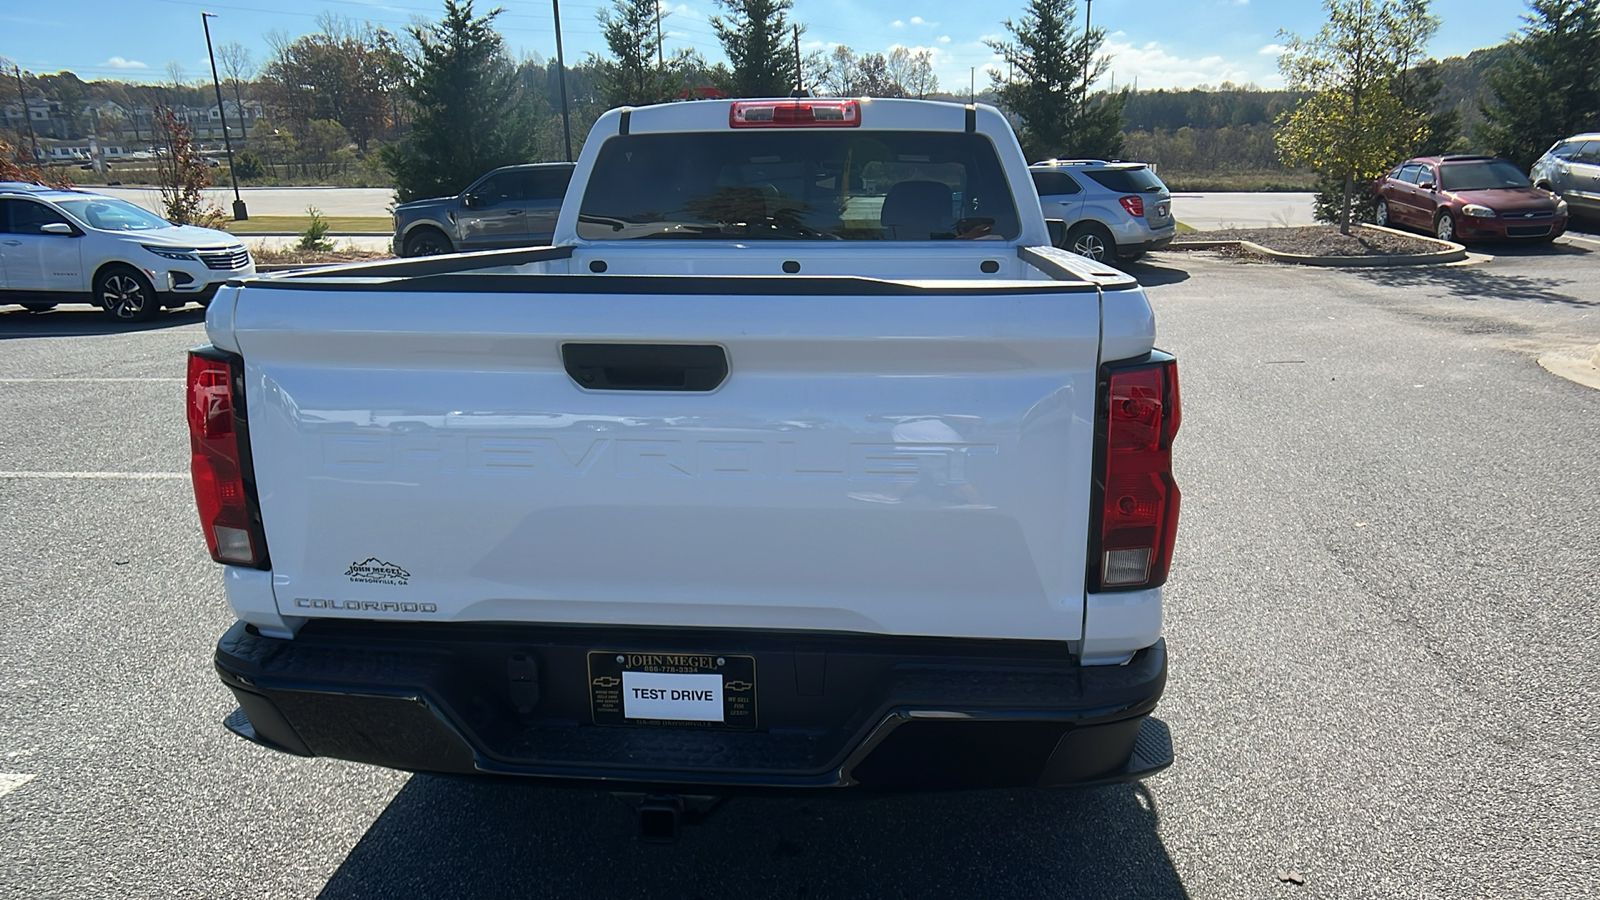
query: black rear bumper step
[{"left": 215, "top": 621, "right": 1168, "bottom": 791}]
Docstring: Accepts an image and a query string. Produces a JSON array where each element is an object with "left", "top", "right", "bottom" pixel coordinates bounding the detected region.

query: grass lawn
[
  {"left": 222, "top": 215, "right": 391, "bottom": 235},
  {"left": 1176, "top": 222, "right": 1197, "bottom": 233}
]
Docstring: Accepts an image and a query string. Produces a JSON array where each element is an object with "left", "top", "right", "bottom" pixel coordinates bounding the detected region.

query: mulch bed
[
  {"left": 1176, "top": 225, "right": 1443, "bottom": 257},
  {"left": 251, "top": 248, "right": 392, "bottom": 266}
]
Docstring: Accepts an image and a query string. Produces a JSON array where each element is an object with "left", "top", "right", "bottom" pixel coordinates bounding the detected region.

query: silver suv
[
  {"left": 1030, "top": 160, "right": 1176, "bottom": 262},
  {"left": 1530, "top": 134, "right": 1600, "bottom": 219}
]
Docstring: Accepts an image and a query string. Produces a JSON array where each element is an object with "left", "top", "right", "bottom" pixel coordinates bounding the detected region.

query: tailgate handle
[{"left": 562, "top": 343, "right": 728, "bottom": 392}]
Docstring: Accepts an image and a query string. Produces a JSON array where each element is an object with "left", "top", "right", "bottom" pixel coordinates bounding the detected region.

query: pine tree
[
  {"left": 592, "top": 0, "right": 680, "bottom": 107},
  {"left": 710, "top": 0, "right": 801, "bottom": 98},
  {"left": 379, "top": 0, "right": 539, "bottom": 203},
  {"left": 1477, "top": 0, "right": 1600, "bottom": 169},
  {"left": 987, "top": 0, "right": 1128, "bottom": 161}
]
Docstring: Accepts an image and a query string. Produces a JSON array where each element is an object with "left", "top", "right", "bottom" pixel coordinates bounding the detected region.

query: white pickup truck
[{"left": 192, "top": 98, "right": 1180, "bottom": 810}]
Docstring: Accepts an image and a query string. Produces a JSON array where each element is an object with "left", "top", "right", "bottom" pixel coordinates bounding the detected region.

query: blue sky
[{"left": 3, "top": 0, "right": 1530, "bottom": 93}]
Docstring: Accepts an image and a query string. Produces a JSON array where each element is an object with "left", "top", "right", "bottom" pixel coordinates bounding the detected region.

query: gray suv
[
  {"left": 1030, "top": 160, "right": 1175, "bottom": 262},
  {"left": 392, "top": 162, "right": 575, "bottom": 257},
  {"left": 1530, "top": 133, "right": 1600, "bottom": 219}
]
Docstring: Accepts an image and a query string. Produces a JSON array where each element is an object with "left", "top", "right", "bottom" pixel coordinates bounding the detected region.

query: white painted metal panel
[{"left": 227, "top": 276, "right": 1135, "bottom": 641}]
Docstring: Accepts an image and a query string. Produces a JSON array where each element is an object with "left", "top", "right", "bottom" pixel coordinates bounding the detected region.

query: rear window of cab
[{"left": 576, "top": 130, "right": 1021, "bottom": 241}]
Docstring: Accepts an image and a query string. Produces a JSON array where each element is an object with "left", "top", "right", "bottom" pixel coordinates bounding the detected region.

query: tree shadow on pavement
[
  {"left": 1477, "top": 239, "right": 1593, "bottom": 259},
  {"left": 0, "top": 306, "right": 207, "bottom": 339},
  {"left": 1351, "top": 262, "right": 1596, "bottom": 309},
  {"left": 318, "top": 777, "right": 1189, "bottom": 900}
]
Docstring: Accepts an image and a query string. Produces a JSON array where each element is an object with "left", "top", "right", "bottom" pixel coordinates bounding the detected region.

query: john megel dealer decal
[{"left": 344, "top": 558, "right": 410, "bottom": 585}]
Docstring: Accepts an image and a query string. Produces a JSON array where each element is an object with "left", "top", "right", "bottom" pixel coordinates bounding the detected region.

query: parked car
[
  {"left": 392, "top": 162, "right": 576, "bottom": 257},
  {"left": 1374, "top": 155, "right": 1568, "bottom": 243},
  {"left": 0, "top": 182, "right": 253, "bottom": 321},
  {"left": 1530, "top": 133, "right": 1600, "bottom": 219},
  {"left": 1029, "top": 159, "right": 1176, "bottom": 262}
]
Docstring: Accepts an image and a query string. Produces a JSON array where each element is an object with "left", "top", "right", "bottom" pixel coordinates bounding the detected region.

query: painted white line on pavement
[
  {"left": 1563, "top": 233, "right": 1600, "bottom": 249},
  {"left": 0, "top": 331, "right": 205, "bottom": 339},
  {"left": 0, "top": 378, "right": 183, "bottom": 383},
  {"left": 0, "top": 472, "right": 187, "bottom": 480},
  {"left": 0, "top": 774, "right": 35, "bottom": 799}
]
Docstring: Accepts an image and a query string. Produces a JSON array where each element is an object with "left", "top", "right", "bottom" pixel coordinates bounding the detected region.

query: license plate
[
  {"left": 588, "top": 651, "right": 756, "bottom": 730},
  {"left": 1158, "top": 202, "right": 1171, "bottom": 217}
]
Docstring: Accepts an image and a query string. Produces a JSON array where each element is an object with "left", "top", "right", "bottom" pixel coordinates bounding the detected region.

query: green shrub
[
  {"left": 232, "top": 151, "right": 266, "bottom": 181},
  {"left": 299, "top": 205, "right": 334, "bottom": 251}
]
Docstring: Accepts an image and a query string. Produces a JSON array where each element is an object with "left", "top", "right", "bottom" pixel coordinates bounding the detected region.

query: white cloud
[
  {"left": 666, "top": 2, "right": 702, "bottom": 20},
  {"left": 1258, "top": 43, "right": 1285, "bottom": 55},
  {"left": 891, "top": 19, "right": 904, "bottom": 28},
  {"left": 909, "top": 16, "right": 937, "bottom": 26},
  {"left": 101, "top": 56, "right": 148, "bottom": 69},
  {"left": 1098, "top": 37, "right": 1273, "bottom": 89},
  {"left": 938, "top": 35, "right": 951, "bottom": 44}
]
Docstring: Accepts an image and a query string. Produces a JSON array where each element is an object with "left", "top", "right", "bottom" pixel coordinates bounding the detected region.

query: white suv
[{"left": 0, "top": 183, "right": 254, "bottom": 321}]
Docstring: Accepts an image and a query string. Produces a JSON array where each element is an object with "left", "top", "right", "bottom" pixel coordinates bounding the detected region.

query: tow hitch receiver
[{"left": 612, "top": 793, "right": 728, "bottom": 843}]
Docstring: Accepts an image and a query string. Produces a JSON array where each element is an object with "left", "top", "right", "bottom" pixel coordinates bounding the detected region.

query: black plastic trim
[
  {"left": 964, "top": 105, "right": 976, "bottom": 133},
  {"left": 214, "top": 621, "right": 1168, "bottom": 791},
  {"left": 245, "top": 271, "right": 1099, "bottom": 297},
  {"left": 562, "top": 342, "right": 729, "bottom": 392},
  {"left": 618, "top": 108, "right": 631, "bottom": 135}
]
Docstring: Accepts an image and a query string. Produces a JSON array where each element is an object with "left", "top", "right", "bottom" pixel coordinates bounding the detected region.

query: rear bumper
[
  {"left": 1115, "top": 230, "right": 1176, "bottom": 258},
  {"left": 214, "top": 621, "right": 1170, "bottom": 791}
]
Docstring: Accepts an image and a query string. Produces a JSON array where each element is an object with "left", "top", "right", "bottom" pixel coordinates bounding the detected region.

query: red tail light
[
  {"left": 1119, "top": 195, "right": 1146, "bottom": 218},
  {"left": 187, "top": 350, "right": 267, "bottom": 567},
  {"left": 1094, "top": 355, "right": 1180, "bottom": 590},
  {"left": 729, "top": 99, "right": 861, "bottom": 128}
]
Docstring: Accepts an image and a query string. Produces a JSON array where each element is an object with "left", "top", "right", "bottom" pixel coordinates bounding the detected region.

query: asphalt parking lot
[{"left": 1, "top": 231, "right": 1596, "bottom": 898}]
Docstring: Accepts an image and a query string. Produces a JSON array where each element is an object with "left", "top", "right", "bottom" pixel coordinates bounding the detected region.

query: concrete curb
[
  {"left": 1537, "top": 346, "right": 1600, "bottom": 392},
  {"left": 1171, "top": 224, "right": 1466, "bottom": 267}
]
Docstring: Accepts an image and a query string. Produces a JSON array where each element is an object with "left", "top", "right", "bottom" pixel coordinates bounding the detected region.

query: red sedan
[{"left": 1375, "top": 155, "right": 1569, "bottom": 243}]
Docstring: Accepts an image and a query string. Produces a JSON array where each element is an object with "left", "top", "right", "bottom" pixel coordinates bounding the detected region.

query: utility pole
[
  {"left": 793, "top": 24, "right": 803, "bottom": 94},
  {"left": 202, "top": 12, "right": 247, "bottom": 220},
  {"left": 1081, "top": 0, "right": 1094, "bottom": 115},
  {"left": 13, "top": 66, "right": 41, "bottom": 164},
  {"left": 655, "top": 0, "right": 664, "bottom": 70},
  {"left": 969, "top": 67, "right": 974, "bottom": 105},
  {"left": 552, "top": 0, "right": 573, "bottom": 161}
]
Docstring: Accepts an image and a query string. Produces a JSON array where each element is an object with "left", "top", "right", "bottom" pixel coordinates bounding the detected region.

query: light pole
[
  {"left": 552, "top": 0, "right": 573, "bottom": 162},
  {"left": 201, "top": 11, "right": 247, "bottom": 220}
]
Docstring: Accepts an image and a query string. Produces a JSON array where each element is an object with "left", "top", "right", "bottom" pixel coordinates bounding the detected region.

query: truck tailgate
[{"left": 228, "top": 277, "right": 1103, "bottom": 640}]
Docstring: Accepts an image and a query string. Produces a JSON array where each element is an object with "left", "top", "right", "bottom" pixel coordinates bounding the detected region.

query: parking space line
[
  {"left": 0, "top": 378, "right": 183, "bottom": 383},
  {"left": 0, "top": 330, "right": 205, "bottom": 338},
  {"left": 0, "top": 774, "right": 35, "bottom": 799},
  {"left": 1563, "top": 233, "right": 1600, "bottom": 249},
  {"left": 0, "top": 472, "right": 187, "bottom": 480}
]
